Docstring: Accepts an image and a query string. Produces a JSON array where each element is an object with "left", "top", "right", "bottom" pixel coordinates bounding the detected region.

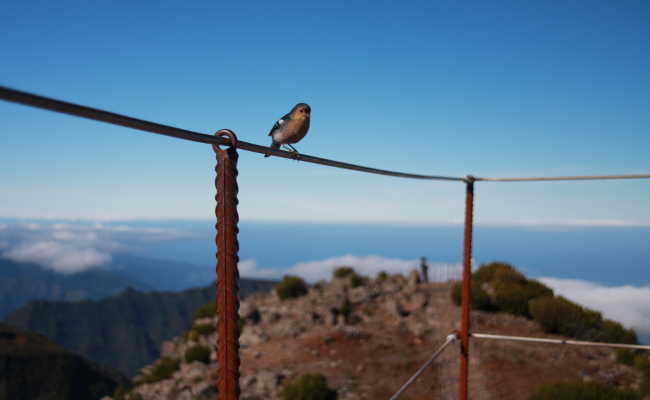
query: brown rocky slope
[{"left": 106, "top": 270, "right": 642, "bottom": 400}]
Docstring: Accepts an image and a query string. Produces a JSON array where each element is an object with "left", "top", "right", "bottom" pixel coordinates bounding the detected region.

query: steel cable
[{"left": 3, "top": 86, "right": 649, "bottom": 182}]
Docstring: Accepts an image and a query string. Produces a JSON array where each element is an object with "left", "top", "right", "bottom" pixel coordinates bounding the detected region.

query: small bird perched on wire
[{"left": 264, "top": 103, "right": 311, "bottom": 157}]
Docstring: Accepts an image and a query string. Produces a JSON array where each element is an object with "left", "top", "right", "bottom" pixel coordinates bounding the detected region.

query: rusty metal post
[
  {"left": 459, "top": 176, "right": 475, "bottom": 400},
  {"left": 213, "top": 129, "right": 241, "bottom": 400}
]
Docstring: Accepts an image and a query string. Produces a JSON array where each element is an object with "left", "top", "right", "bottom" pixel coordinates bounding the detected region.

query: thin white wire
[
  {"left": 388, "top": 333, "right": 457, "bottom": 400},
  {"left": 475, "top": 174, "right": 650, "bottom": 182},
  {"left": 472, "top": 332, "right": 650, "bottom": 350}
]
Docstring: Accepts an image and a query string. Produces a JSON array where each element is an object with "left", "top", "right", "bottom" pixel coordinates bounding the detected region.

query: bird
[{"left": 264, "top": 103, "right": 311, "bottom": 157}]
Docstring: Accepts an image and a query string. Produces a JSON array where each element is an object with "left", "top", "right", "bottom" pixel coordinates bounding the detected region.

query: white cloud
[
  {"left": 237, "top": 259, "right": 277, "bottom": 279},
  {"left": 23, "top": 223, "right": 42, "bottom": 230},
  {"left": 52, "top": 229, "right": 98, "bottom": 241},
  {"left": 0, "top": 220, "right": 193, "bottom": 274},
  {"left": 540, "top": 277, "right": 650, "bottom": 336},
  {"left": 286, "top": 254, "right": 462, "bottom": 283},
  {"left": 4, "top": 240, "right": 111, "bottom": 273}
]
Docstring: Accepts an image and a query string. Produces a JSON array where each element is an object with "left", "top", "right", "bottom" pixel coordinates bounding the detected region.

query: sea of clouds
[
  {"left": 1, "top": 221, "right": 648, "bottom": 338},
  {"left": 0, "top": 221, "right": 190, "bottom": 273},
  {"left": 540, "top": 277, "right": 650, "bottom": 340},
  {"left": 236, "top": 254, "right": 463, "bottom": 282}
]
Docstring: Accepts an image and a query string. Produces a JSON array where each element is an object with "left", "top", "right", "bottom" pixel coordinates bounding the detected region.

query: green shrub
[
  {"left": 634, "top": 353, "right": 650, "bottom": 374},
  {"left": 524, "top": 279, "right": 554, "bottom": 299},
  {"left": 529, "top": 296, "right": 586, "bottom": 337},
  {"left": 142, "top": 357, "right": 180, "bottom": 384},
  {"left": 275, "top": 275, "right": 308, "bottom": 300},
  {"left": 187, "top": 330, "right": 200, "bottom": 342},
  {"left": 494, "top": 280, "right": 533, "bottom": 316},
  {"left": 529, "top": 296, "right": 638, "bottom": 344},
  {"left": 113, "top": 386, "right": 141, "bottom": 400},
  {"left": 333, "top": 266, "right": 355, "bottom": 278},
  {"left": 451, "top": 262, "right": 540, "bottom": 313},
  {"left": 528, "top": 382, "right": 640, "bottom": 400},
  {"left": 194, "top": 302, "right": 216, "bottom": 320},
  {"left": 193, "top": 323, "right": 215, "bottom": 336},
  {"left": 451, "top": 281, "right": 495, "bottom": 311},
  {"left": 616, "top": 349, "right": 636, "bottom": 365},
  {"left": 377, "top": 271, "right": 388, "bottom": 281},
  {"left": 600, "top": 319, "right": 638, "bottom": 344},
  {"left": 452, "top": 262, "right": 638, "bottom": 348},
  {"left": 113, "top": 386, "right": 128, "bottom": 400},
  {"left": 473, "top": 262, "right": 527, "bottom": 285},
  {"left": 349, "top": 273, "right": 365, "bottom": 288},
  {"left": 281, "top": 373, "right": 337, "bottom": 400},
  {"left": 184, "top": 345, "right": 211, "bottom": 364},
  {"left": 634, "top": 353, "right": 650, "bottom": 396},
  {"left": 333, "top": 266, "right": 365, "bottom": 288},
  {"left": 640, "top": 378, "right": 650, "bottom": 398}
]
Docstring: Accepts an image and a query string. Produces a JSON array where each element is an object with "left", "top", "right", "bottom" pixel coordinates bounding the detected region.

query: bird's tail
[{"left": 264, "top": 142, "right": 280, "bottom": 158}]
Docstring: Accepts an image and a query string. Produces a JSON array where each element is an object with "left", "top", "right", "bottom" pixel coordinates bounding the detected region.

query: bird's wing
[{"left": 268, "top": 112, "right": 292, "bottom": 136}]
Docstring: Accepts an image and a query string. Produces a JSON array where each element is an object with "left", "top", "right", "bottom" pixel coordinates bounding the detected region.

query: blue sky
[{"left": 1, "top": 1, "right": 649, "bottom": 224}]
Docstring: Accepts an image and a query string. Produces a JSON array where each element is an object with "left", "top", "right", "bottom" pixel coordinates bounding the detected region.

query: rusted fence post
[
  {"left": 213, "top": 129, "right": 241, "bottom": 400},
  {"left": 459, "top": 176, "right": 475, "bottom": 400}
]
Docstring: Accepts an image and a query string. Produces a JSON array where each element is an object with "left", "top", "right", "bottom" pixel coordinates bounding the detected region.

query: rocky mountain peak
[{"left": 105, "top": 270, "right": 643, "bottom": 400}]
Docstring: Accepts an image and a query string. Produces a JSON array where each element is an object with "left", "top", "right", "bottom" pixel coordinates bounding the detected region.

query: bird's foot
[
  {"left": 282, "top": 144, "right": 299, "bottom": 153},
  {"left": 281, "top": 145, "right": 300, "bottom": 160}
]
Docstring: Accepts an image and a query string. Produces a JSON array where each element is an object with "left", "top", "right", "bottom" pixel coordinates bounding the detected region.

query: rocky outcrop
[{"left": 105, "top": 270, "right": 643, "bottom": 400}]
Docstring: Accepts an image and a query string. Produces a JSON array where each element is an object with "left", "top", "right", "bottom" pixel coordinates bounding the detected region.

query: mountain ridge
[
  {"left": 4, "top": 278, "right": 277, "bottom": 376},
  {"left": 0, "top": 322, "right": 130, "bottom": 400},
  {"left": 0, "top": 257, "right": 151, "bottom": 318}
]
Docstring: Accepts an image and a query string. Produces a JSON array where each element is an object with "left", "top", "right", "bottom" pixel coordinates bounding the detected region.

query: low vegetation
[
  {"left": 141, "top": 357, "right": 180, "bottom": 384},
  {"left": 528, "top": 296, "right": 636, "bottom": 343},
  {"left": 281, "top": 373, "right": 337, "bottom": 400},
  {"left": 184, "top": 345, "right": 211, "bottom": 364},
  {"left": 451, "top": 262, "right": 637, "bottom": 344},
  {"left": 619, "top": 351, "right": 650, "bottom": 397},
  {"left": 275, "top": 275, "right": 308, "bottom": 300},
  {"left": 333, "top": 266, "right": 355, "bottom": 278},
  {"left": 192, "top": 323, "right": 215, "bottom": 336},
  {"left": 528, "top": 381, "right": 641, "bottom": 400},
  {"left": 454, "top": 262, "right": 647, "bottom": 398},
  {"left": 193, "top": 302, "right": 216, "bottom": 320},
  {"left": 113, "top": 386, "right": 143, "bottom": 400},
  {"left": 333, "top": 266, "right": 366, "bottom": 288}
]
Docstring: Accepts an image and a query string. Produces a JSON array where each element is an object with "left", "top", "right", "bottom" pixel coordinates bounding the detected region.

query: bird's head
[{"left": 292, "top": 103, "right": 311, "bottom": 119}]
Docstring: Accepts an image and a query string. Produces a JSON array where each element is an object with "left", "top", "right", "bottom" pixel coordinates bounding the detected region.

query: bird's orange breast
[{"left": 283, "top": 118, "right": 310, "bottom": 144}]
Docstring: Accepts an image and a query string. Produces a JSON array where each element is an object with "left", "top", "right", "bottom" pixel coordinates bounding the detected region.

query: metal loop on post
[
  {"left": 213, "top": 129, "right": 241, "bottom": 400},
  {"left": 213, "top": 129, "right": 238, "bottom": 153}
]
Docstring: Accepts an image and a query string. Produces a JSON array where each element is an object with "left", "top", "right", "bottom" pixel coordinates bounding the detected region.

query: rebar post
[
  {"left": 459, "top": 176, "right": 475, "bottom": 400},
  {"left": 213, "top": 129, "right": 241, "bottom": 400}
]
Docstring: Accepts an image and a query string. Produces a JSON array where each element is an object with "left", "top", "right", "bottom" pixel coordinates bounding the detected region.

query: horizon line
[{"left": 1, "top": 216, "right": 649, "bottom": 228}]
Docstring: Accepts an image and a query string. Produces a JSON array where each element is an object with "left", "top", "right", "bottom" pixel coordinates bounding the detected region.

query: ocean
[{"left": 134, "top": 221, "right": 650, "bottom": 287}]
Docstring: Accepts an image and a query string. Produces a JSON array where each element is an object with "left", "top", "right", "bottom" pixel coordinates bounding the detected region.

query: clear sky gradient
[{"left": 1, "top": 1, "right": 649, "bottom": 225}]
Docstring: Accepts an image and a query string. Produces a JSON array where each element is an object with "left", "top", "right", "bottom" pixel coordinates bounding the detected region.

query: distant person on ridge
[
  {"left": 420, "top": 256, "right": 429, "bottom": 283},
  {"left": 264, "top": 103, "right": 311, "bottom": 157}
]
